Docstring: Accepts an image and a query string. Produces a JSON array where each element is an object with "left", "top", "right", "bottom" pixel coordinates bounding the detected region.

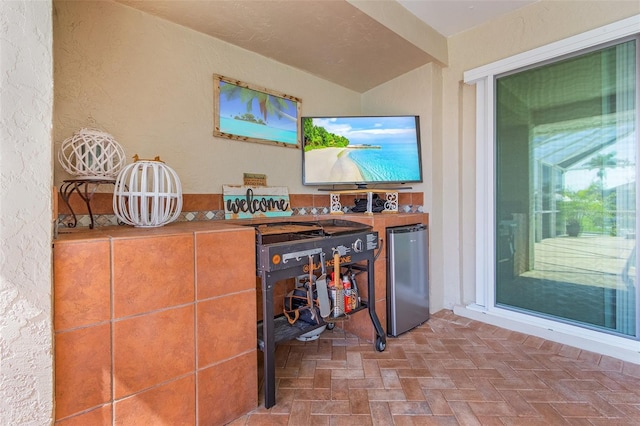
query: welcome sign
[{"left": 223, "top": 185, "right": 293, "bottom": 219}]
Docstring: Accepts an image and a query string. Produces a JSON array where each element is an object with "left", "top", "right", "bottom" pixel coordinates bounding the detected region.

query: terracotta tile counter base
[
  {"left": 53, "top": 220, "right": 258, "bottom": 425},
  {"left": 53, "top": 213, "right": 428, "bottom": 424}
]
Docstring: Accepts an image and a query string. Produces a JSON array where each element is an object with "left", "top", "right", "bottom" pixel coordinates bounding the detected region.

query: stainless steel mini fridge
[{"left": 386, "top": 224, "right": 429, "bottom": 337}]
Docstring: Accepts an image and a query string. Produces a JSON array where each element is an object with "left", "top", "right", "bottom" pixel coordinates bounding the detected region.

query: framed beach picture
[{"left": 213, "top": 74, "right": 301, "bottom": 148}]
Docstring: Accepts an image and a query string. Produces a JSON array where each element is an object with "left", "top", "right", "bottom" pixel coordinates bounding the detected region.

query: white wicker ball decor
[
  {"left": 58, "top": 128, "right": 126, "bottom": 178},
  {"left": 113, "top": 156, "right": 183, "bottom": 227}
]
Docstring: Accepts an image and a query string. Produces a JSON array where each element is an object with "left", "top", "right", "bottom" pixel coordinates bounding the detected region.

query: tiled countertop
[{"left": 54, "top": 212, "right": 429, "bottom": 243}]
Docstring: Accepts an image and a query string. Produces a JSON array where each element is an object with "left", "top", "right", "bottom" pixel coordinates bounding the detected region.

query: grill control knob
[{"left": 352, "top": 238, "right": 363, "bottom": 253}]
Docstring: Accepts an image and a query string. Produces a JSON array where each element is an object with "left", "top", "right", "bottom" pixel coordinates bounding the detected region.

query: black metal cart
[{"left": 248, "top": 219, "right": 386, "bottom": 409}]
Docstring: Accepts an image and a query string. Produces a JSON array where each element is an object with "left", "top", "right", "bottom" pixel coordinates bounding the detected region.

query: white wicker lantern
[
  {"left": 58, "top": 128, "right": 126, "bottom": 178},
  {"left": 113, "top": 159, "right": 183, "bottom": 227}
]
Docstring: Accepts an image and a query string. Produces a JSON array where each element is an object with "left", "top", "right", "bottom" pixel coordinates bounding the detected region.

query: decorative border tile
[{"left": 57, "top": 204, "right": 423, "bottom": 229}]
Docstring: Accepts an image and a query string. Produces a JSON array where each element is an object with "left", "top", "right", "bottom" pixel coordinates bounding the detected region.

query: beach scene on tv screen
[{"left": 303, "top": 116, "right": 422, "bottom": 184}]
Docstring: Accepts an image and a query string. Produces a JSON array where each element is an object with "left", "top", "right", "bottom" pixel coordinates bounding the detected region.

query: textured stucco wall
[
  {"left": 362, "top": 64, "right": 441, "bottom": 309},
  {"left": 0, "top": 1, "right": 54, "bottom": 425},
  {"left": 53, "top": 0, "right": 361, "bottom": 195}
]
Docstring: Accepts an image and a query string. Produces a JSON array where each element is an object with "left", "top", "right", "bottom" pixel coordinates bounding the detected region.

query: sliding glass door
[{"left": 495, "top": 38, "right": 637, "bottom": 336}]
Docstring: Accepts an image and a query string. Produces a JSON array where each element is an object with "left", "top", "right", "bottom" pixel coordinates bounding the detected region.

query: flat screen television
[{"left": 301, "top": 115, "right": 423, "bottom": 188}]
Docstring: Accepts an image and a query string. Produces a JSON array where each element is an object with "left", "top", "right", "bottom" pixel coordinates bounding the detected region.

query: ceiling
[
  {"left": 115, "top": 0, "right": 538, "bottom": 93},
  {"left": 398, "top": 0, "right": 538, "bottom": 38}
]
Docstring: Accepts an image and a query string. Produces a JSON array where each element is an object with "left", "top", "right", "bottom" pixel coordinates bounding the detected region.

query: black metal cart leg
[
  {"left": 261, "top": 272, "right": 277, "bottom": 408},
  {"left": 366, "top": 257, "right": 386, "bottom": 351}
]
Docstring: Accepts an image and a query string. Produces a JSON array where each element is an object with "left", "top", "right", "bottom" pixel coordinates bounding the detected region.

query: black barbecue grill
[{"left": 247, "top": 219, "right": 386, "bottom": 409}]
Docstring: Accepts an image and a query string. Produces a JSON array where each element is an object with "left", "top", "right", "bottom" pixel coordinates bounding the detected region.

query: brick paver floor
[{"left": 230, "top": 310, "right": 640, "bottom": 425}]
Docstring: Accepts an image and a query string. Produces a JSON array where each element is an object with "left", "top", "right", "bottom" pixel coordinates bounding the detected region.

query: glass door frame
[{"left": 463, "top": 16, "right": 640, "bottom": 348}]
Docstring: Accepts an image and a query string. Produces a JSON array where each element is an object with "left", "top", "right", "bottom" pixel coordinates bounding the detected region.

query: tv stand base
[{"left": 329, "top": 190, "right": 399, "bottom": 215}]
